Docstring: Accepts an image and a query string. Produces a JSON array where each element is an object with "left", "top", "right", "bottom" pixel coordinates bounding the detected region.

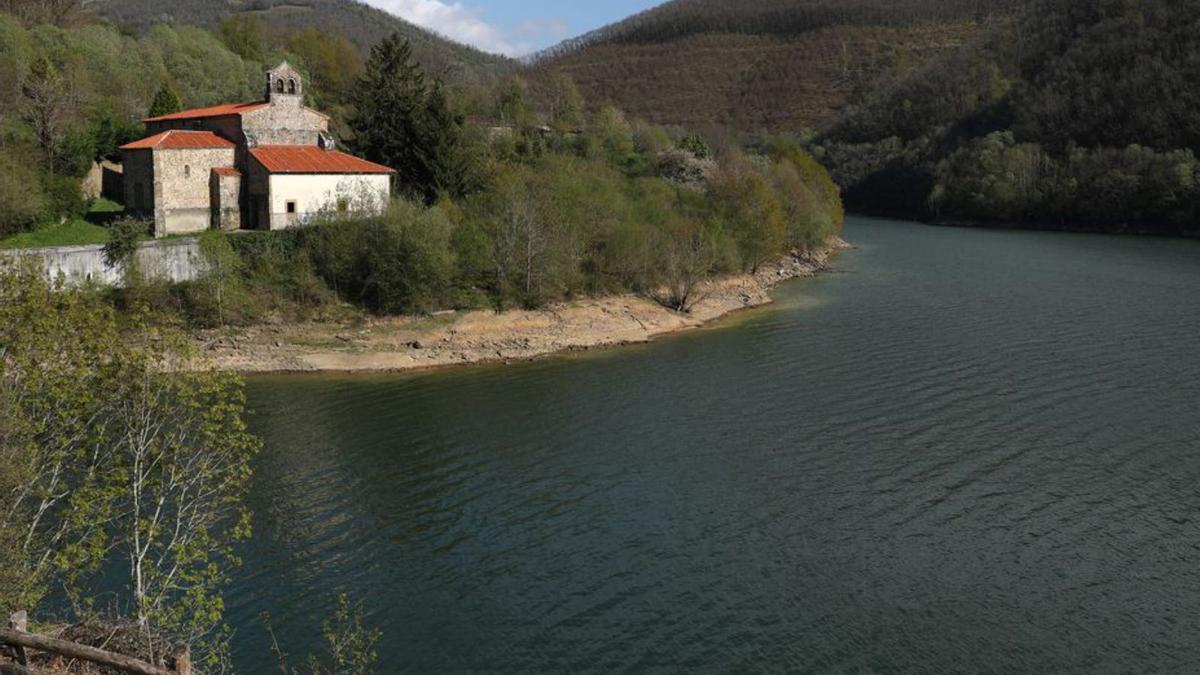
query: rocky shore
[{"left": 196, "top": 239, "right": 849, "bottom": 374}]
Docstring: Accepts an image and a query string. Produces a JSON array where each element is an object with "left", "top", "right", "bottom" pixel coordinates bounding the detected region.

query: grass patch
[
  {"left": 90, "top": 198, "right": 124, "bottom": 214},
  {"left": 0, "top": 219, "right": 112, "bottom": 250}
]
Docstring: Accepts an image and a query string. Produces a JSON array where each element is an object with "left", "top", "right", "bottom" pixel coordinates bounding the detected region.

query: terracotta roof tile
[
  {"left": 250, "top": 146, "right": 395, "bottom": 175},
  {"left": 211, "top": 167, "right": 242, "bottom": 177},
  {"left": 144, "top": 101, "right": 269, "bottom": 122},
  {"left": 119, "top": 130, "right": 237, "bottom": 151}
]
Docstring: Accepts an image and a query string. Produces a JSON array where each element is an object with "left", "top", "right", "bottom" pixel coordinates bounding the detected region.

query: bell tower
[{"left": 265, "top": 62, "right": 303, "bottom": 106}]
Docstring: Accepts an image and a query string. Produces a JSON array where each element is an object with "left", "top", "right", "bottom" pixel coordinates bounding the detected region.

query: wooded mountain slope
[
  {"left": 817, "top": 0, "right": 1200, "bottom": 233},
  {"left": 530, "top": 0, "right": 1017, "bottom": 134},
  {"left": 90, "top": 0, "right": 512, "bottom": 84}
]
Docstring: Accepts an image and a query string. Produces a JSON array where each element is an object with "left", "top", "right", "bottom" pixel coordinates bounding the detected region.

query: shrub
[
  {"left": 678, "top": 133, "right": 712, "bottom": 160},
  {"left": 307, "top": 200, "right": 457, "bottom": 315},
  {"left": 41, "top": 173, "right": 87, "bottom": 223},
  {"left": 0, "top": 156, "right": 45, "bottom": 236}
]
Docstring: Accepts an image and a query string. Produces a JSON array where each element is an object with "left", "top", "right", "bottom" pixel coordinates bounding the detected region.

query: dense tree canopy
[{"left": 817, "top": 0, "right": 1200, "bottom": 234}]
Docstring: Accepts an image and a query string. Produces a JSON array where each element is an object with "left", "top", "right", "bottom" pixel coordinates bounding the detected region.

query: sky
[{"left": 361, "top": 0, "right": 663, "bottom": 57}]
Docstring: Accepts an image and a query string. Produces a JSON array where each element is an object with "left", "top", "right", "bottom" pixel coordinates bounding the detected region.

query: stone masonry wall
[
  {"left": 153, "top": 147, "right": 237, "bottom": 236},
  {"left": 210, "top": 172, "right": 242, "bottom": 231},
  {"left": 241, "top": 99, "right": 328, "bottom": 146}
]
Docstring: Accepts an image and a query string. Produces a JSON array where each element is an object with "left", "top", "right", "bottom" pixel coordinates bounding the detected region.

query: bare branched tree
[
  {"left": 21, "top": 58, "right": 77, "bottom": 171},
  {"left": 1, "top": 0, "right": 89, "bottom": 27}
]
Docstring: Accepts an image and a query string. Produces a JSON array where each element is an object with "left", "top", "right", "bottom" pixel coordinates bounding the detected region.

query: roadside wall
[{"left": 0, "top": 238, "right": 203, "bottom": 287}]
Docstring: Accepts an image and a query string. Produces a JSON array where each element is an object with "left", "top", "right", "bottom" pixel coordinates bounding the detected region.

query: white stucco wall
[{"left": 267, "top": 174, "right": 391, "bottom": 230}]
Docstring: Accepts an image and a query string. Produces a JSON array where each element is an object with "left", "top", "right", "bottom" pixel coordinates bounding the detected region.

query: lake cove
[{"left": 229, "top": 217, "right": 1200, "bottom": 673}]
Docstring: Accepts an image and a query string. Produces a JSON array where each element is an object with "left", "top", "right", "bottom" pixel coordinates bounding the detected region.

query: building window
[
  {"left": 287, "top": 78, "right": 297, "bottom": 95},
  {"left": 275, "top": 79, "right": 285, "bottom": 94},
  {"left": 286, "top": 201, "right": 297, "bottom": 214},
  {"left": 184, "top": 165, "right": 191, "bottom": 178}
]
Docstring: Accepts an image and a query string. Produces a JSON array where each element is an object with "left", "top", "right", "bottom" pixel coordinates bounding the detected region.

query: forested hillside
[
  {"left": 90, "top": 0, "right": 512, "bottom": 84},
  {"left": 529, "top": 0, "right": 1018, "bottom": 134},
  {"left": 816, "top": 0, "right": 1200, "bottom": 234}
]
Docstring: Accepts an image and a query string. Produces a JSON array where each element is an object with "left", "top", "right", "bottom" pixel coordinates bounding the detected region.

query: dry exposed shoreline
[{"left": 197, "top": 239, "right": 849, "bottom": 374}]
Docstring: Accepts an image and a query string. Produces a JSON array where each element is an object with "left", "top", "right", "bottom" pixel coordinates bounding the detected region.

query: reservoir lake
[{"left": 230, "top": 216, "right": 1200, "bottom": 673}]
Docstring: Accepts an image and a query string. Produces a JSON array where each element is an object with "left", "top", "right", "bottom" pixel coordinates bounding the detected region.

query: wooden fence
[{"left": 0, "top": 612, "right": 190, "bottom": 675}]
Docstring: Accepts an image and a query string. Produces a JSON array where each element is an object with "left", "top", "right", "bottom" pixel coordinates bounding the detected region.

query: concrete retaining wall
[{"left": 1, "top": 238, "right": 203, "bottom": 287}]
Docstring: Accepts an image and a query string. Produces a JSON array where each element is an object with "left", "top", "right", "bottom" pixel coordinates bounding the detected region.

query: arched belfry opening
[{"left": 265, "top": 62, "right": 302, "bottom": 102}]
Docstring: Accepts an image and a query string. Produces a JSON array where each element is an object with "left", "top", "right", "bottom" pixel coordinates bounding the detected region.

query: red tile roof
[
  {"left": 144, "top": 101, "right": 269, "bottom": 123},
  {"left": 119, "top": 130, "right": 237, "bottom": 151},
  {"left": 211, "top": 167, "right": 242, "bottom": 177},
  {"left": 250, "top": 146, "right": 395, "bottom": 175}
]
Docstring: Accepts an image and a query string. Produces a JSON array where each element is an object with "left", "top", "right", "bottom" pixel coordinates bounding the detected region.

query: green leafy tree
[
  {"left": 494, "top": 76, "right": 532, "bottom": 127},
  {"left": 712, "top": 156, "right": 787, "bottom": 273},
  {"left": 0, "top": 264, "right": 260, "bottom": 668},
  {"left": 592, "top": 106, "right": 635, "bottom": 166},
  {"left": 265, "top": 594, "right": 382, "bottom": 675},
  {"left": 0, "top": 155, "right": 45, "bottom": 236},
  {"left": 308, "top": 595, "right": 382, "bottom": 675},
  {"left": 103, "top": 216, "right": 149, "bottom": 280},
  {"left": 100, "top": 346, "right": 259, "bottom": 667},
  {"left": 195, "top": 230, "right": 247, "bottom": 327},
  {"left": 217, "top": 15, "right": 265, "bottom": 63},
  {"left": 148, "top": 81, "right": 182, "bottom": 119},
  {"left": 89, "top": 107, "right": 142, "bottom": 163},
  {"left": 0, "top": 264, "right": 128, "bottom": 615},
  {"left": 307, "top": 199, "right": 457, "bottom": 315},
  {"left": 286, "top": 28, "right": 361, "bottom": 107},
  {"left": 545, "top": 71, "right": 584, "bottom": 130}
]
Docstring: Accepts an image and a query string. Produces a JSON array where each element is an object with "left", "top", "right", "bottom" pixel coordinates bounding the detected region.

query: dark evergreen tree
[
  {"left": 350, "top": 34, "right": 430, "bottom": 201},
  {"left": 350, "top": 33, "right": 474, "bottom": 204},
  {"left": 147, "top": 82, "right": 181, "bottom": 119},
  {"left": 418, "top": 85, "right": 476, "bottom": 201}
]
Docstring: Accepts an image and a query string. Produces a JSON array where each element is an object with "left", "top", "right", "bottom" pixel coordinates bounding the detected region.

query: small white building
[{"left": 121, "top": 62, "right": 394, "bottom": 236}]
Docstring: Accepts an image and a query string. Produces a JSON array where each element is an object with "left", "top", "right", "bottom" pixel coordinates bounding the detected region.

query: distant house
[{"left": 120, "top": 63, "right": 394, "bottom": 237}]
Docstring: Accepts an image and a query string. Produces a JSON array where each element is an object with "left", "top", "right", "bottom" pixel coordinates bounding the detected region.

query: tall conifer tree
[
  {"left": 147, "top": 82, "right": 181, "bottom": 119},
  {"left": 349, "top": 33, "right": 472, "bottom": 203}
]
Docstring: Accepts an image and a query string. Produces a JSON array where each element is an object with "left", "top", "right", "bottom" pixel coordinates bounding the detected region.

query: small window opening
[
  {"left": 184, "top": 165, "right": 191, "bottom": 178},
  {"left": 286, "top": 201, "right": 297, "bottom": 214},
  {"left": 287, "top": 78, "right": 297, "bottom": 95},
  {"left": 275, "top": 79, "right": 285, "bottom": 94}
]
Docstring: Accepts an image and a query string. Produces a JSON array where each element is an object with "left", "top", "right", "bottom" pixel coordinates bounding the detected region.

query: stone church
[{"left": 121, "top": 63, "right": 394, "bottom": 237}]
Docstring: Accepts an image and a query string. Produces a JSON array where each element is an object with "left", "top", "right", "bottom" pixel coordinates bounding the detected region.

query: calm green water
[{"left": 229, "top": 217, "right": 1200, "bottom": 673}]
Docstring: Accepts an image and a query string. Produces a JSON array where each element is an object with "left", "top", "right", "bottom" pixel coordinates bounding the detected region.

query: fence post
[
  {"left": 171, "top": 644, "right": 191, "bottom": 675},
  {"left": 6, "top": 613, "right": 27, "bottom": 666}
]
